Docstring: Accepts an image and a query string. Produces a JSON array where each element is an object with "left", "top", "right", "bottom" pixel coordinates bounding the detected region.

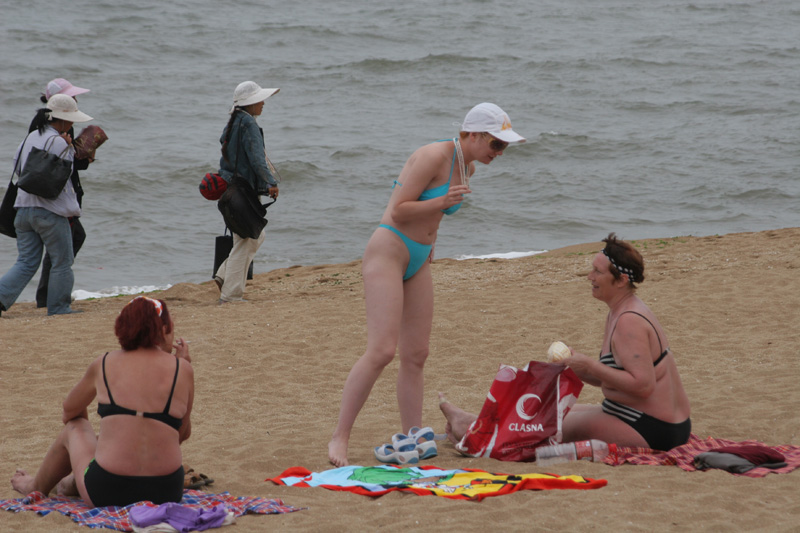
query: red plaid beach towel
[
  {"left": 604, "top": 433, "right": 800, "bottom": 477},
  {"left": 0, "top": 489, "right": 302, "bottom": 531}
]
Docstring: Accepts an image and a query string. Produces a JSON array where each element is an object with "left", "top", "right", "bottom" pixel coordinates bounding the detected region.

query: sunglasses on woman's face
[{"left": 482, "top": 133, "right": 509, "bottom": 152}]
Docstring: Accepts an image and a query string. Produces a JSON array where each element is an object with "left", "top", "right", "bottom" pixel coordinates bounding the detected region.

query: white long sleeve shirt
[{"left": 13, "top": 125, "right": 80, "bottom": 218}]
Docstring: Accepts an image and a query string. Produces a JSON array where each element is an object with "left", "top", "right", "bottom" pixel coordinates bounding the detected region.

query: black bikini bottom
[
  {"left": 602, "top": 399, "right": 691, "bottom": 451},
  {"left": 84, "top": 459, "right": 184, "bottom": 508}
]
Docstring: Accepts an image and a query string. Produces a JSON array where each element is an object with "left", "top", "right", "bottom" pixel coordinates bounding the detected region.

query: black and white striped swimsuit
[
  {"left": 599, "top": 311, "right": 669, "bottom": 370},
  {"left": 598, "top": 311, "right": 691, "bottom": 450}
]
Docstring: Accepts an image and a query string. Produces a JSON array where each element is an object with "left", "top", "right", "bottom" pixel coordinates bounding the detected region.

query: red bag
[
  {"left": 72, "top": 125, "right": 108, "bottom": 160},
  {"left": 199, "top": 172, "right": 228, "bottom": 200},
  {"left": 456, "top": 361, "right": 584, "bottom": 462}
]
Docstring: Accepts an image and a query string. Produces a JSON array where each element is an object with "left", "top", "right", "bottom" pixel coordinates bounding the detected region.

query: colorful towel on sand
[
  {"left": 268, "top": 465, "right": 606, "bottom": 501},
  {"left": 0, "top": 489, "right": 302, "bottom": 531},
  {"left": 604, "top": 433, "right": 800, "bottom": 477}
]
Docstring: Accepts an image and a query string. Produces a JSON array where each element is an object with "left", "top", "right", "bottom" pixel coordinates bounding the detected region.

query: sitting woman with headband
[
  {"left": 440, "top": 233, "right": 691, "bottom": 451},
  {"left": 11, "top": 296, "right": 194, "bottom": 507}
]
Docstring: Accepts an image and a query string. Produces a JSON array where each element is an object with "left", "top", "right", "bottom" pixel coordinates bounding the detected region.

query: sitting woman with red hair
[{"left": 11, "top": 296, "right": 194, "bottom": 507}]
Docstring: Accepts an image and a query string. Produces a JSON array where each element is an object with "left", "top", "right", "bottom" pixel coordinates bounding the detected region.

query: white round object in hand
[{"left": 547, "top": 341, "right": 571, "bottom": 362}]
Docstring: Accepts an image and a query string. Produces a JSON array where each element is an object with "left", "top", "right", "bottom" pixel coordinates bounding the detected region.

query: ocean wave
[
  {"left": 73, "top": 285, "right": 172, "bottom": 301},
  {"left": 456, "top": 251, "right": 545, "bottom": 261},
  {"left": 346, "top": 54, "right": 486, "bottom": 73}
]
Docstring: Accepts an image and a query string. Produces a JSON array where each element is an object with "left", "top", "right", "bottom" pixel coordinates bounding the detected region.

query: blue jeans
[
  {"left": 36, "top": 217, "right": 85, "bottom": 308},
  {"left": 0, "top": 207, "right": 74, "bottom": 315}
]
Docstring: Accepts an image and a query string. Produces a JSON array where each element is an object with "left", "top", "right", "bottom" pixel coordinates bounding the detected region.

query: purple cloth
[
  {"left": 129, "top": 502, "right": 228, "bottom": 532},
  {"left": 0, "top": 490, "right": 302, "bottom": 531}
]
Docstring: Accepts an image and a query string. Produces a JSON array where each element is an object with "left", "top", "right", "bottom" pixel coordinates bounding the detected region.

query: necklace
[{"left": 454, "top": 138, "right": 469, "bottom": 189}]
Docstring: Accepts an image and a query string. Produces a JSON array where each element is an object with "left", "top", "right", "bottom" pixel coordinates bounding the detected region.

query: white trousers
[{"left": 216, "top": 229, "right": 265, "bottom": 302}]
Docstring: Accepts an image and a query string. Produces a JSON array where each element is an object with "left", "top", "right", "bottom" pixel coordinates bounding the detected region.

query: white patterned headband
[
  {"left": 602, "top": 248, "right": 639, "bottom": 283},
  {"left": 128, "top": 295, "right": 163, "bottom": 316}
]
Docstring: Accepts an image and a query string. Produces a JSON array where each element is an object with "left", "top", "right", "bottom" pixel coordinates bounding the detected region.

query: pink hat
[{"left": 45, "top": 78, "right": 90, "bottom": 101}]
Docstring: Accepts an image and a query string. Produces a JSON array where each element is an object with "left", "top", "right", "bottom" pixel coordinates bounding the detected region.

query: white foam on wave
[
  {"left": 72, "top": 285, "right": 172, "bottom": 301},
  {"left": 455, "top": 250, "right": 546, "bottom": 261}
]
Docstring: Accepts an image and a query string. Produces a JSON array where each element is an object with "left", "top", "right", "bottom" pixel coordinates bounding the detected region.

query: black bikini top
[
  {"left": 599, "top": 311, "right": 669, "bottom": 370},
  {"left": 97, "top": 352, "right": 182, "bottom": 431}
]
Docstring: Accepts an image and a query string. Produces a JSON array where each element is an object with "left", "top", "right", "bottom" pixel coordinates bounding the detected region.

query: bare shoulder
[
  {"left": 88, "top": 350, "right": 112, "bottom": 370},
  {"left": 180, "top": 358, "right": 194, "bottom": 373},
  {"left": 617, "top": 307, "right": 666, "bottom": 343},
  {"left": 615, "top": 311, "right": 652, "bottom": 336},
  {"left": 409, "top": 141, "right": 451, "bottom": 173},
  {"left": 178, "top": 357, "right": 195, "bottom": 380}
]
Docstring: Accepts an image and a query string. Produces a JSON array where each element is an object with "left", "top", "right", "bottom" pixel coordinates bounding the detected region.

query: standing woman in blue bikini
[{"left": 328, "top": 103, "right": 525, "bottom": 466}]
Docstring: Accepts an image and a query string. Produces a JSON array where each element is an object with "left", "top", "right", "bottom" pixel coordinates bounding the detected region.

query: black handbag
[
  {"left": 0, "top": 143, "right": 26, "bottom": 239},
  {"left": 0, "top": 178, "right": 18, "bottom": 238},
  {"left": 217, "top": 176, "right": 272, "bottom": 239},
  {"left": 17, "top": 134, "right": 73, "bottom": 199},
  {"left": 213, "top": 227, "right": 254, "bottom": 280}
]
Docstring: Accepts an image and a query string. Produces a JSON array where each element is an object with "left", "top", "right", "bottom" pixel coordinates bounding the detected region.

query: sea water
[{"left": 1, "top": 0, "right": 798, "bottom": 302}]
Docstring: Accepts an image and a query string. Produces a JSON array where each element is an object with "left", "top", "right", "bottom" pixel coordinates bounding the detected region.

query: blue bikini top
[{"left": 393, "top": 140, "right": 462, "bottom": 215}]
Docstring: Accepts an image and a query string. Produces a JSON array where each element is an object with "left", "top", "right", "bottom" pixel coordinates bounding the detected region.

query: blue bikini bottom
[{"left": 378, "top": 224, "right": 433, "bottom": 280}]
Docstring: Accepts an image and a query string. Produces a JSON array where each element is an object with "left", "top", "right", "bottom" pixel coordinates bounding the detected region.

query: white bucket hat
[
  {"left": 47, "top": 94, "right": 93, "bottom": 123},
  {"left": 45, "top": 78, "right": 90, "bottom": 100},
  {"left": 461, "top": 102, "right": 526, "bottom": 144},
  {"left": 231, "top": 81, "right": 279, "bottom": 113}
]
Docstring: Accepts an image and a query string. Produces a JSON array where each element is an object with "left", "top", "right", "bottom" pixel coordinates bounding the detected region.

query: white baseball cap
[
  {"left": 45, "top": 78, "right": 90, "bottom": 100},
  {"left": 231, "top": 81, "right": 279, "bottom": 112},
  {"left": 47, "top": 94, "right": 93, "bottom": 123},
  {"left": 461, "top": 102, "right": 526, "bottom": 144}
]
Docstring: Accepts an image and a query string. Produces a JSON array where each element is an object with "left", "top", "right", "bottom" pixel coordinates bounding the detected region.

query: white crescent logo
[{"left": 516, "top": 393, "right": 542, "bottom": 421}]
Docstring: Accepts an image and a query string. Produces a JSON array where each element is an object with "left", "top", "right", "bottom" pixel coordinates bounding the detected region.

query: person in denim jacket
[{"left": 213, "top": 81, "right": 280, "bottom": 303}]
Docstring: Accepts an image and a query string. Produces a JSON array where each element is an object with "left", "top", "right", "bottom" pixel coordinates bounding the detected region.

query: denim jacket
[{"left": 218, "top": 111, "right": 276, "bottom": 194}]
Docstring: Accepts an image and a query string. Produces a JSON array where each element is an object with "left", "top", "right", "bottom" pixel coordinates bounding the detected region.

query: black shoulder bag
[
  {"left": 0, "top": 142, "right": 26, "bottom": 238},
  {"left": 216, "top": 113, "right": 276, "bottom": 239},
  {"left": 17, "top": 134, "right": 73, "bottom": 199}
]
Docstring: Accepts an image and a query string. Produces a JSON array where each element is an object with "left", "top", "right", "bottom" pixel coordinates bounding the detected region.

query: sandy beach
[{"left": 1, "top": 228, "right": 798, "bottom": 532}]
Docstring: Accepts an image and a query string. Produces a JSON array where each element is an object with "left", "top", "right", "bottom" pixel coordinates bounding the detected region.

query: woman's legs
[
  {"left": 219, "top": 230, "right": 265, "bottom": 302},
  {"left": 0, "top": 208, "right": 45, "bottom": 312},
  {"left": 328, "top": 236, "right": 408, "bottom": 466},
  {"left": 37, "top": 217, "right": 85, "bottom": 308},
  {"left": 35, "top": 209, "right": 75, "bottom": 315},
  {"left": 438, "top": 402, "right": 650, "bottom": 450},
  {"left": 11, "top": 418, "right": 97, "bottom": 505},
  {"left": 396, "top": 262, "right": 433, "bottom": 432},
  {"left": 561, "top": 404, "right": 649, "bottom": 447}
]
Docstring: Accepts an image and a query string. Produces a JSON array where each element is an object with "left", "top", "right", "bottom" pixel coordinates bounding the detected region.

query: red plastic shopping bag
[{"left": 456, "top": 361, "right": 584, "bottom": 462}]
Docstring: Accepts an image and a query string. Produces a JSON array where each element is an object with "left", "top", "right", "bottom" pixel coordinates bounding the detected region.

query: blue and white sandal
[
  {"left": 392, "top": 426, "right": 442, "bottom": 460},
  {"left": 374, "top": 443, "right": 419, "bottom": 465},
  {"left": 410, "top": 426, "right": 442, "bottom": 459}
]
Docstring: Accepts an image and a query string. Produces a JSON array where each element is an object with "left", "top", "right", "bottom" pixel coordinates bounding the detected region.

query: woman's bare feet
[
  {"left": 11, "top": 469, "right": 36, "bottom": 495},
  {"left": 328, "top": 438, "right": 349, "bottom": 467},
  {"left": 438, "top": 392, "right": 478, "bottom": 444},
  {"left": 56, "top": 473, "right": 78, "bottom": 496}
]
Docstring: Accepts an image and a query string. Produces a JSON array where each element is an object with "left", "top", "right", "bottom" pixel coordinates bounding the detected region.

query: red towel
[
  {"left": 709, "top": 445, "right": 785, "bottom": 465},
  {"left": 603, "top": 434, "right": 800, "bottom": 477}
]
